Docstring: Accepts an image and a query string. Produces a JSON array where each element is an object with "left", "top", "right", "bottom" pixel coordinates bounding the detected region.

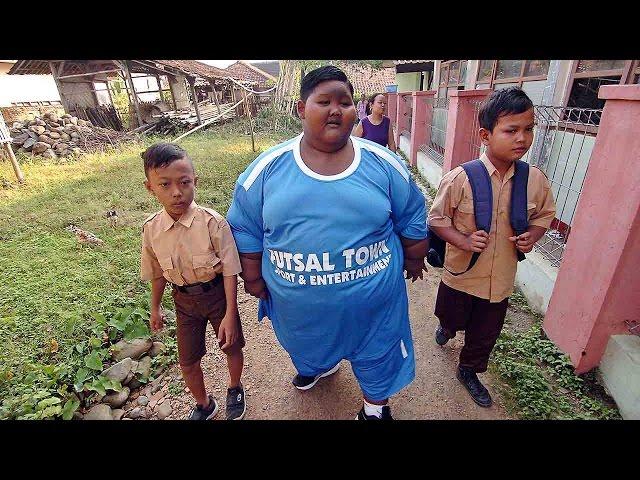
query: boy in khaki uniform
[
  {"left": 140, "top": 142, "right": 246, "bottom": 420},
  {"left": 428, "top": 87, "right": 556, "bottom": 407}
]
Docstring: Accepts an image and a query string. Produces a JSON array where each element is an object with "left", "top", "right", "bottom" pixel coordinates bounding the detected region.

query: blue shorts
[{"left": 289, "top": 331, "right": 415, "bottom": 402}]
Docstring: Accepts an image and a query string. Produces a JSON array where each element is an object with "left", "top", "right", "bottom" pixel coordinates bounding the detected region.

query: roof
[
  {"left": 8, "top": 60, "right": 246, "bottom": 82},
  {"left": 225, "top": 61, "right": 277, "bottom": 86},
  {"left": 336, "top": 62, "right": 397, "bottom": 94},
  {"left": 248, "top": 61, "right": 280, "bottom": 78}
]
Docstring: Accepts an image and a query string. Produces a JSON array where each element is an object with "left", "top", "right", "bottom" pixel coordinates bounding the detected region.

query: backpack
[{"left": 427, "top": 159, "right": 529, "bottom": 275}]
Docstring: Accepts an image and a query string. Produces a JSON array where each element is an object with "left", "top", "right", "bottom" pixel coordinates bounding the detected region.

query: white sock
[{"left": 363, "top": 399, "right": 385, "bottom": 418}]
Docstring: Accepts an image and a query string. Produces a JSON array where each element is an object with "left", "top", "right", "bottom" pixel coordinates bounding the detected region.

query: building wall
[
  {"left": 397, "top": 72, "right": 420, "bottom": 92},
  {"left": 169, "top": 75, "right": 191, "bottom": 110},
  {"left": 59, "top": 81, "right": 97, "bottom": 109}
]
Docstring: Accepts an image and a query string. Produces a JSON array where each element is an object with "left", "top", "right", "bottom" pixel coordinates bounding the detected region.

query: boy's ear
[
  {"left": 144, "top": 179, "right": 154, "bottom": 194},
  {"left": 193, "top": 175, "right": 199, "bottom": 188},
  {"left": 479, "top": 127, "right": 491, "bottom": 146},
  {"left": 296, "top": 99, "right": 305, "bottom": 120}
]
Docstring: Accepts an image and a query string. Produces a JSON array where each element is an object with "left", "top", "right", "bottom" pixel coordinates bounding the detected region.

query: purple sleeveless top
[{"left": 361, "top": 115, "right": 390, "bottom": 147}]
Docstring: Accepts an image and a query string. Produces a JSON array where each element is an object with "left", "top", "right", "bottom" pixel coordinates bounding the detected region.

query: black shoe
[
  {"left": 292, "top": 363, "right": 341, "bottom": 391},
  {"left": 456, "top": 366, "right": 492, "bottom": 408},
  {"left": 356, "top": 405, "right": 393, "bottom": 420},
  {"left": 188, "top": 395, "right": 219, "bottom": 420},
  {"left": 226, "top": 385, "right": 246, "bottom": 420},
  {"left": 435, "top": 325, "right": 452, "bottom": 346}
]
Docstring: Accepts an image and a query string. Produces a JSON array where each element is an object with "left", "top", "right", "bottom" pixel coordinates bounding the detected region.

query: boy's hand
[
  {"left": 404, "top": 257, "right": 428, "bottom": 282},
  {"left": 244, "top": 277, "right": 268, "bottom": 300},
  {"left": 509, "top": 232, "right": 535, "bottom": 253},
  {"left": 462, "top": 230, "right": 489, "bottom": 252},
  {"left": 218, "top": 314, "right": 238, "bottom": 350},
  {"left": 150, "top": 309, "right": 165, "bottom": 332}
]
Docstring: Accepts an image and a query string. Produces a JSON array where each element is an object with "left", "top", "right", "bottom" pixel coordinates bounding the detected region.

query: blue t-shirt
[{"left": 227, "top": 134, "right": 427, "bottom": 367}]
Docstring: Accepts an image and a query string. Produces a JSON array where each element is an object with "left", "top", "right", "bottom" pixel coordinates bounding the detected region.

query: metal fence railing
[
  {"left": 470, "top": 103, "right": 602, "bottom": 267},
  {"left": 400, "top": 93, "right": 412, "bottom": 139},
  {"left": 419, "top": 96, "right": 449, "bottom": 166}
]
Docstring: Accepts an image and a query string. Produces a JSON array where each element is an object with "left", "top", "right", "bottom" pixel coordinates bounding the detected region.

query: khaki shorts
[{"left": 171, "top": 278, "right": 245, "bottom": 367}]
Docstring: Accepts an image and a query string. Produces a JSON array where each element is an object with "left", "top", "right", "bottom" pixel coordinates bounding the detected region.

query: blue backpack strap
[
  {"left": 445, "top": 159, "right": 493, "bottom": 276},
  {"left": 510, "top": 160, "right": 530, "bottom": 262}
]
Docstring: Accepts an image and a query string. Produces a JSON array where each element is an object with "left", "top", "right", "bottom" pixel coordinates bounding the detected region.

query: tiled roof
[
  {"left": 336, "top": 62, "right": 397, "bottom": 94},
  {"left": 225, "top": 61, "right": 276, "bottom": 87}
]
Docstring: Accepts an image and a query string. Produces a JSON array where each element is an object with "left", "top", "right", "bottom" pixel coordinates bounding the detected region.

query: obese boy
[{"left": 428, "top": 87, "right": 556, "bottom": 407}]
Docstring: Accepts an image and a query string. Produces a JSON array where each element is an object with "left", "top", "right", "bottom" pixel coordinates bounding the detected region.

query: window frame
[
  {"left": 474, "top": 60, "right": 550, "bottom": 88},
  {"left": 439, "top": 60, "right": 467, "bottom": 93}
]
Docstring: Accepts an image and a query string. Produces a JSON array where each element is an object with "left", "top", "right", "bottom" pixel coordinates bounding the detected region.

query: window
[
  {"left": 475, "top": 60, "right": 551, "bottom": 104},
  {"left": 438, "top": 60, "right": 467, "bottom": 97},
  {"left": 565, "top": 60, "right": 638, "bottom": 123}
]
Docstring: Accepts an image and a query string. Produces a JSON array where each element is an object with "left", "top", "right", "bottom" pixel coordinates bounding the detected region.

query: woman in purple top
[{"left": 353, "top": 92, "right": 396, "bottom": 152}]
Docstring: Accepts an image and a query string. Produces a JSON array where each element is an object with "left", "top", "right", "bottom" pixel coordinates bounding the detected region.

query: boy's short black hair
[
  {"left": 478, "top": 87, "right": 534, "bottom": 132},
  {"left": 299, "top": 65, "right": 354, "bottom": 102},
  {"left": 141, "top": 142, "right": 192, "bottom": 177}
]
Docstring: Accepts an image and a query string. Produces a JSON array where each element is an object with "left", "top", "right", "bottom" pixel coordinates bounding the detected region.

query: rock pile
[{"left": 9, "top": 112, "right": 135, "bottom": 159}]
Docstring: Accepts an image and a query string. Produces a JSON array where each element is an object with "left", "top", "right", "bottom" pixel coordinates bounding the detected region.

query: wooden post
[
  {"left": 210, "top": 80, "right": 222, "bottom": 116},
  {"left": 121, "top": 60, "right": 143, "bottom": 128},
  {"left": 242, "top": 89, "right": 256, "bottom": 152},
  {"left": 167, "top": 75, "right": 178, "bottom": 111},
  {"left": 155, "top": 74, "right": 164, "bottom": 102},
  {"left": 3, "top": 143, "right": 25, "bottom": 183},
  {"left": 187, "top": 76, "right": 202, "bottom": 125},
  {"left": 49, "top": 61, "right": 70, "bottom": 113}
]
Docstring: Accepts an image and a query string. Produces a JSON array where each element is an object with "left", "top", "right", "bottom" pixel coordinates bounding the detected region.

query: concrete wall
[
  {"left": 599, "top": 335, "right": 640, "bottom": 419},
  {"left": 515, "top": 250, "right": 558, "bottom": 314},
  {"left": 417, "top": 151, "right": 443, "bottom": 188},
  {"left": 399, "top": 133, "right": 411, "bottom": 156}
]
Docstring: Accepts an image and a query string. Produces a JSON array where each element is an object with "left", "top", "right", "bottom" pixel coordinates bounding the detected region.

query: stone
[
  {"left": 31, "top": 142, "right": 48, "bottom": 154},
  {"left": 72, "top": 147, "right": 83, "bottom": 155},
  {"left": 111, "top": 338, "right": 153, "bottom": 361},
  {"left": 38, "top": 135, "right": 55, "bottom": 145},
  {"left": 112, "top": 409, "right": 125, "bottom": 420},
  {"left": 137, "top": 395, "right": 149, "bottom": 406},
  {"left": 60, "top": 133, "right": 71, "bottom": 142},
  {"left": 135, "top": 355, "right": 152, "bottom": 379},
  {"left": 72, "top": 411, "right": 84, "bottom": 420},
  {"left": 156, "top": 402, "right": 172, "bottom": 420},
  {"left": 128, "top": 378, "right": 142, "bottom": 389},
  {"left": 11, "top": 132, "right": 29, "bottom": 146},
  {"left": 102, "top": 386, "right": 130, "bottom": 408},
  {"left": 123, "top": 370, "right": 135, "bottom": 385},
  {"left": 42, "top": 149, "right": 57, "bottom": 159},
  {"left": 55, "top": 142, "right": 69, "bottom": 152},
  {"left": 22, "top": 138, "right": 36, "bottom": 151},
  {"left": 101, "top": 357, "right": 133, "bottom": 383},
  {"left": 49, "top": 131, "right": 61, "bottom": 139},
  {"left": 69, "top": 116, "right": 78, "bottom": 125},
  {"left": 12, "top": 122, "right": 24, "bottom": 129},
  {"left": 149, "top": 375, "right": 164, "bottom": 394},
  {"left": 84, "top": 404, "right": 113, "bottom": 420},
  {"left": 127, "top": 407, "right": 142, "bottom": 419},
  {"left": 63, "top": 126, "right": 76, "bottom": 134},
  {"left": 29, "top": 125, "right": 46, "bottom": 135},
  {"left": 35, "top": 119, "right": 46, "bottom": 126},
  {"left": 148, "top": 341, "right": 166, "bottom": 358}
]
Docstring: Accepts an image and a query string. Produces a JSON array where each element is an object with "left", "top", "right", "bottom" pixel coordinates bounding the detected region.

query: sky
[{"left": 199, "top": 60, "right": 276, "bottom": 68}]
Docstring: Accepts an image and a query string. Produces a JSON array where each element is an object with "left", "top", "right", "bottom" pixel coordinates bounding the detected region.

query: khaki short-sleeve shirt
[
  {"left": 428, "top": 154, "right": 556, "bottom": 302},
  {"left": 140, "top": 201, "right": 242, "bottom": 286}
]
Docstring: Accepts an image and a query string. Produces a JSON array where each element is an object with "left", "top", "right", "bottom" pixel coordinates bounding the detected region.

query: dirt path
[{"left": 162, "top": 269, "right": 514, "bottom": 420}]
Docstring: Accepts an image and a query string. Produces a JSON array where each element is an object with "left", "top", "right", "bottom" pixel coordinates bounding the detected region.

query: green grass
[{"left": 0, "top": 124, "right": 288, "bottom": 417}]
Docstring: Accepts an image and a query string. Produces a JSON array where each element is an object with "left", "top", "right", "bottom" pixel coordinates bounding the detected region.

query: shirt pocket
[
  {"left": 192, "top": 252, "right": 221, "bottom": 283},
  {"left": 454, "top": 200, "right": 477, "bottom": 234},
  {"left": 159, "top": 256, "right": 183, "bottom": 285}
]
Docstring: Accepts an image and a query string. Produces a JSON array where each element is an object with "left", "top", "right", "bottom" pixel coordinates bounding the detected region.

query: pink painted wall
[
  {"left": 409, "top": 91, "right": 435, "bottom": 166},
  {"left": 442, "top": 89, "right": 491, "bottom": 173},
  {"left": 395, "top": 93, "right": 410, "bottom": 146},
  {"left": 543, "top": 85, "right": 640, "bottom": 373},
  {"left": 387, "top": 92, "right": 397, "bottom": 136}
]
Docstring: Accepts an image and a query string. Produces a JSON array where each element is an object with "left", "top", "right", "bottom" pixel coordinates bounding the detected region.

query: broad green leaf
[
  {"left": 89, "top": 337, "right": 102, "bottom": 348},
  {"left": 61, "top": 398, "right": 80, "bottom": 420},
  {"left": 40, "top": 405, "right": 62, "bottom": 419},
  {"left": 75, "top": 344, "right": 84, "bottom": 354},
  {"left": 36, "top": 396, "right": 61, "bottom": 410},
  {"left": 123, "top": 318, "right": 150, "bottom": 341},
  {"left": 85, "top": 379, "right": 106, "bottom": 397},
  {"left": 92, "top": 313, "right": 107, "bottom": 325},
  {"left": 84, "top": 351, "right": 103, "bottom": 371},
  {"left": 98, "top": 376, "right": 123, "bottom": 393}
]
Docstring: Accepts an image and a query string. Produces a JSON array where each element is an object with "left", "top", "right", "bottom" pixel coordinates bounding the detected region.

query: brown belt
[{"left": 172, "top": 275, "right": 222, "bottom": 295}]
